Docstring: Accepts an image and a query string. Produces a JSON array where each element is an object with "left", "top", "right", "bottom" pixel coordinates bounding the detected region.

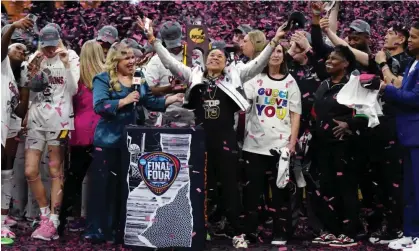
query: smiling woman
[{"left": 83, "top": 42, "right": 183, "bottom": 242}]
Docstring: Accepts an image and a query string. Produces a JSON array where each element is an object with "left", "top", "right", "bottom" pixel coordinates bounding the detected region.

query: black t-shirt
[{"left": 189, "top": 77, "right": 240, "bottom": 134}]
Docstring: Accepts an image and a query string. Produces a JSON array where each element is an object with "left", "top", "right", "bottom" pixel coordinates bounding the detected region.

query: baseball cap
[
  {"left": 45, "top": 23, "right": 62, "bottom": 37},
  {"left": 97, "top": 25, "right": 118, "bottom": 44},
  {"left": 39, "top": 26, "right": 60, "bottom": 48},
  {"left": 160, "top": 21, "right": 182, "bottom": 49},
  {"left": 210, "top": 40, "right": 227, "bottom": 50},
  {"left": 234, "top": 24, "right": 253, "bottom": 35},
  {"left": 285, "top": 12, "right": 306, "bottom": 30},
  {"left": 350, "top": 19, "right": 371, "bottom": 35},
  {"left": 121, "top": 38, "right": 143, "bottom": 57}
]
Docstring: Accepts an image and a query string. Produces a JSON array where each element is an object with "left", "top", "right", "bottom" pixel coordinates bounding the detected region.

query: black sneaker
[
  {"left": 271, "top": 236, "right": 287, "bottom": 245},
  {"left": 329, "top": 234, "right": 358, "bottom": 247},
  {"left": 369, "top": 229, "right": 403, "bottom": 245}
]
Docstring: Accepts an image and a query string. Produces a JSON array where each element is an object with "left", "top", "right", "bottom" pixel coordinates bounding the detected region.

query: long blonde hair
[
  {"left": 247, "top": 30, "right": 267, "bottom": 59},
  {"left": 105, "top": 43, "right": 133, "bottom": 92},
  {"left": 80, "top": 40, "right": 105, "bottom": 89}
]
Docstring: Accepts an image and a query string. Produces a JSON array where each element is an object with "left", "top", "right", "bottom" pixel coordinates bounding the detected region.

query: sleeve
[
  {"left": 1, "top": 56, "right": 11, "bottom": 78},
  {"left": 237, "top": 44, "right": 274, "bottom": 83},
  {"left": 153, "top": 40, "right": 192, "bottom": 83},
  {"left": 311, "top": 24, "right": 333, "bottom": 60},
  {"left": 288, "top": 78, "right": 302, "bottom": 114},
  {"left": 243, "top": 77, "right": 256, "bottom": 100},
  {"left": 92, "top": 74, "right": 119, "bottom": 118},
  {"left": 19, "top": 61, "right": 30, "bottom": 87},
  {"left": 141, "top": 83, "right": 166, "bottom": 112},
  {"left": 65, "top": 50, "right": 80, "bottom": 96},
  {"left": 384, "top": 79, "right": 419, "bottom": 108},
  {"left": 145, "top": 56, "right": 162, "bottom": 87}
]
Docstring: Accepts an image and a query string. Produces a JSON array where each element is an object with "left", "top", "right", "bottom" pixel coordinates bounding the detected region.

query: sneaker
[
  {"left": 389, "top": 236, "right": 413, "bottom": 249},
  {"left": 232, "top": 234, "right": 248, "bottom": 248},
  {"left": 329, "top": 234, "right": 358, "bottom": 247},
  {"left": 3, "top": 216, "right": 17, "bottom": 227},
  {"left": 1, "top": 226, "right": 16, "bottom": 239},
  {"left": 403, "top": 240, "right": 419, "bottom": 251},
  {"left": 271, "top": 236, "right": 287, "bottom": 245},
  {"left": 369, "top": 229, "right": 403, "bottom": 245},
  {"left": 31, "top": 217, "right": 59, "bottom": 241},
  {"left": 312, "top": 233, "right": 337, "bottom": 244},
  {"left": 69, "top": 218, "right": 86, "bottom": 232}
]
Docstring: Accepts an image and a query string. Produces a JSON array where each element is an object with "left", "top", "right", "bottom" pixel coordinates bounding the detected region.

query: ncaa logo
[{"left": 138, "top": 152, "right": 181, "bottom": 196}]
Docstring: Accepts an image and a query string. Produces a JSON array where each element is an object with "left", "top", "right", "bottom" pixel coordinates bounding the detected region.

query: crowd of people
[{"left": 1, "top": 1, "right": 419, "bottom": 250}]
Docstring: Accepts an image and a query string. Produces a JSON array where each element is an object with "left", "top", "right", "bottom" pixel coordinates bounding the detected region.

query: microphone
[{"left": 132, "top": 68, "right": 145, "bottom": 124}]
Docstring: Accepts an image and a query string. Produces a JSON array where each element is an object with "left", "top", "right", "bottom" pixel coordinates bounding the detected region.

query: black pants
[
  {"left": 368, "top": 117, "right": 403, "bottom": 231},
  {"left": 58, "top": 146, "right": 92, "bottom": 235},
  {"left": 242, "top": 151, "right": 293, "bottom": 238},
  {"left": 314, "top": 140, "right": 360, "bottom": 237},
  {"left": 85, "top": 147, "right": 123, "bottom": 240},
  {"left": 206, "top": 130, "right": 241, "bottom": 233}
]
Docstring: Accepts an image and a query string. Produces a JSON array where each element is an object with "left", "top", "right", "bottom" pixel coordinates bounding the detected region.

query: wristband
[
  {"left": 381, "top": 65, "right": 390, "bottom": 72},
  {"left": 378, "top": 62, "right": 387, "bottom": 69},
  {"left": 148, "top": 36, "right": 156, "bottom": 45},
  {"left": 270, "top": 39, "right": 279, "bottom": 48}
]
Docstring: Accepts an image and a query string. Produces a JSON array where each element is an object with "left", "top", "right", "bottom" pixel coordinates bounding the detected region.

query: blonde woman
[
  {"left": 24, "top": 26, "right": 80, "bottom": 241},
  {"left": 84, "top": 43, "right": 183, "bottom": 242},
  {"left": 58, "top": 40, "right": 105, "bottom": 235},
  {"left": 240, "top": 30, "right": 267, "bottom": 61}
]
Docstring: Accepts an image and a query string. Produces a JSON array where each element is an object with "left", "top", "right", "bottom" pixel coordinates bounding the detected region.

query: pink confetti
[
  {"left": 343, "top": 219, "right": 350, "bottom": 223},
  {"left": 257, "top": 79, "right": 263, "bottom": 86},
  {"left": 389, "top": 141, "right": 395, "bottom": 144},
  {"left": 393, "top": 183, "right": 399, "bottom": 188},
  {"left": 44, "top": 104, "right": 52, "bottom": 110},
  {"left": 223, "top": 141, "right": 227, "bottom": 144},
  {"left": 323, "top": 123, "right": 329, "bottom": 130},
  {"left": 196, "top": 188, "right": 201, "bottom": 193},
  {"left": 278, "top": 247, "right": 288, "bottom": 251},
  {"left": 328, "top": 204, "right": 334, "bottom": 211},
  {"left": 337, "top": 172, "right": 343, "bottom": 176},
  {"left": 104, "top": 104, "right": 111, "bottom": 109},
  {"left": 223, "top": 146, "right": 230, "bottom": 151},
  {"left": 268, "top": 208, "right": 276, "bottom": 212},
  {"left": 315, "top": 190, "right": 320, "bottom": 196},
  {"left": 95, "top": 147, "right": 103, "bottom": 151},
  {"left": 192, "top": 232, "right": 196, "bottom": 237},
  {"left": 303, "top": 92, "right": 310, "bottom": 98},
  {"left": 55, "top": 107, "right": 62, "bottom": 117}
]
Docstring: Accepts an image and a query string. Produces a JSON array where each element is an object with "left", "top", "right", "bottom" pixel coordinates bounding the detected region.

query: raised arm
[
  {"left": 238, "top": 22, "right": 288, "bottom": 83},
  {"left": 1, "top": 17, "right": 33, "bottom": 62},
  {"left": 320, "top": 18, "right": 370, "bottom": 67},
  {"left": 137, "top": 18, "right": 192, "bottom": 83}
]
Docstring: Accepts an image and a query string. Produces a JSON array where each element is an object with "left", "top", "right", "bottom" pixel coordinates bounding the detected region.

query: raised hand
[
  {"left": 291, "top": 31, "right": 311, "bottom": 51},
  {"left": 54, "top": 48, "right": 70, "bottom": 67},
  {"left": 319, "top": 18, "right": 330, "bottom": 32},
  {"left": 273, "top": 22, "right": 288, "bottom": 42},
  {"left": 136, "top": 17, "right": 154, "bottom": 39},
  {"left": 12, "top": 16, "right": 34, "bottom": 30}
]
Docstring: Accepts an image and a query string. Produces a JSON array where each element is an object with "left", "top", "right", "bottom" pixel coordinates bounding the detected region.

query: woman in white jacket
[
  {"left": 137, "top": 18, "right": 286, "bottom": 248},
  {"left": 24, "top": 26, "right": 79, "bottom": 241}
]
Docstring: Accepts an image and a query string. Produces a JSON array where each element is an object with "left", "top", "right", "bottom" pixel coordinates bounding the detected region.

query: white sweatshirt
[{"left": 27, "top": 49, "right": 80, "bottom": 131}]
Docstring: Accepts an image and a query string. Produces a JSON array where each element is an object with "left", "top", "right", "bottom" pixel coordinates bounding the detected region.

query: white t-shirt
[
  {"left": 27, "top": 49, "right": 80, "bottom": 131},
  {"left": 243, "top": 73, "right": 302, "bottom": 156},
  {"left": 1, "top": 57, "right": 21, "bottom": 146}
]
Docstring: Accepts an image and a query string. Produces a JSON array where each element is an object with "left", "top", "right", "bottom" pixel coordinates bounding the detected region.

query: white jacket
[{"left": 153, "top": 40, "right": 275, "bottom": 112}]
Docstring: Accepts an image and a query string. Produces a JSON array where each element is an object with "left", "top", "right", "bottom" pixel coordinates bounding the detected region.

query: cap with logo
[
  {"left": 39, "top": 26, "right": 60, "bottom": 48},
  {"left": 350, "top": 19, "right": 371, "bottom": 35},
  {"left": 45, "top": 23, "right": 62, "bottom": 37},
  {"left": 122, "top": 38, "right": 143, "bottom": 57},
  {"left": 234, "top": 24, "right": 253, "bottom": 35},
  {"left": 285, "top": 12, "right": 307, "bottom": 30},
  {"left": 97, "top": 25, "right": 119, "bottom": 44},
  {"left": 160, "top": 21, "right": 182, "bottom": 49},
  {"left": 210, "top": 40, "right": 227, "bottom": 50}
]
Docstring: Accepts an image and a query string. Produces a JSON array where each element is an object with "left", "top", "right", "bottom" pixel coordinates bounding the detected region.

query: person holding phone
[{"left": 1, "top": 16, "right": 33, "bottom": 241}]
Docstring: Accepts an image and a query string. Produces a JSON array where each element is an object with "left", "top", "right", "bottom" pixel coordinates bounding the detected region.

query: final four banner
[{"left": 120, "top": 126, "right": 206, "bottom": 250}]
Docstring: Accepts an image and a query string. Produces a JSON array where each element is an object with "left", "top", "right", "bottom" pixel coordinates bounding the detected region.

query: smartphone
[
  {"left": 27, "top": 13, "right": 38, "bottom": 23},
  {"left": 144, "top": 18, "right": 151, "bottom": 32},
  {"left": 324, "top": 1, "right": 336, "bottom": 13}
]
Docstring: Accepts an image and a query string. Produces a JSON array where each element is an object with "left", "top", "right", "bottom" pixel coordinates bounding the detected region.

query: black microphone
[{"left": 132, "top": 68, "right": 145, "bottom": 124}]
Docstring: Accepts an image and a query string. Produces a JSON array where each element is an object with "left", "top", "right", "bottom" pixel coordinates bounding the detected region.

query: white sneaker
[
  {"left": 232, "top": 234, "right": 248, "bottom": 248},
  {"left": 402, "top": 237, "right": 419, "bottom": 250},
  {"left": 389, "top": 236, "right": 413, "bottom": 249}
]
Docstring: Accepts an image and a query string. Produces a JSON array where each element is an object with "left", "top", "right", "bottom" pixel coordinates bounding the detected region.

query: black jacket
[{"left": 313, "top": 76, "right": 368, "bottom": 141}]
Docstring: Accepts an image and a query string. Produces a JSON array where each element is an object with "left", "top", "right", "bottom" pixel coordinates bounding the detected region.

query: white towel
[
  {"left": 337, "top": 72, "right": 383, "bottom": 128},
  {"left": 276, "top": 147, "right": 290, "bottom": 189}
]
